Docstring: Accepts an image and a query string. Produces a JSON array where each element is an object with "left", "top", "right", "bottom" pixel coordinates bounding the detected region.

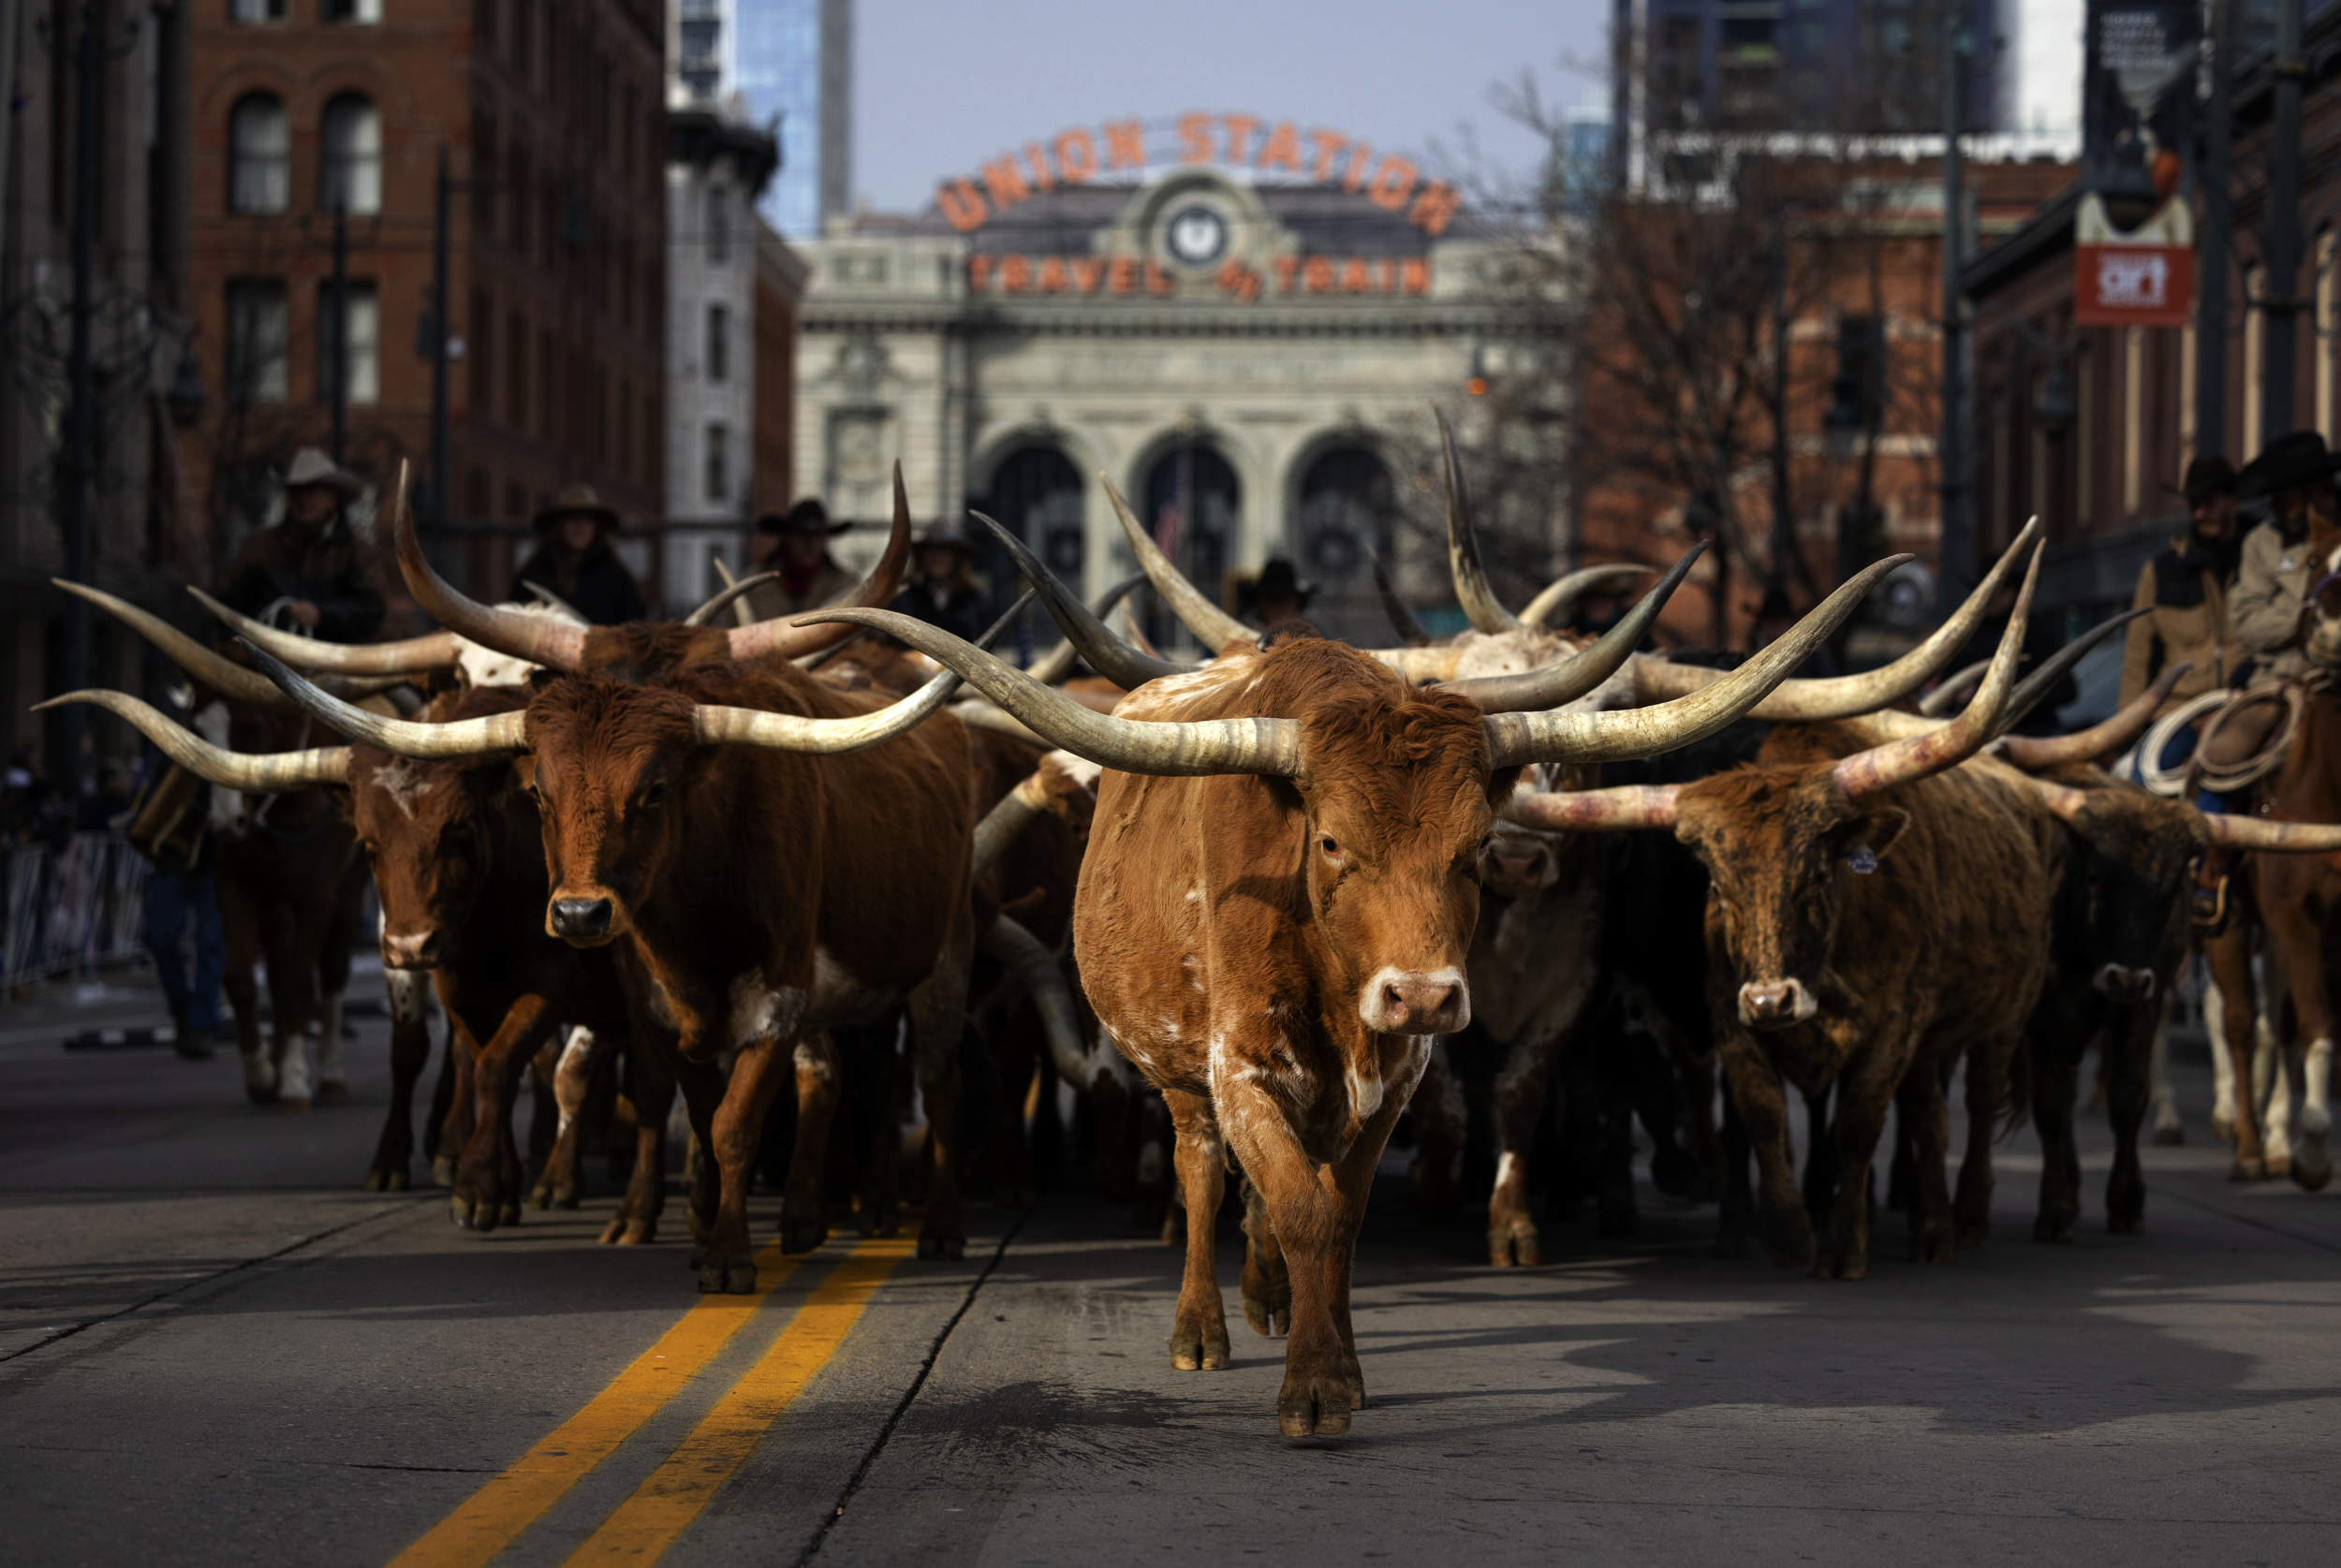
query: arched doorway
[
  {"left": 1295, "top": 445, "right": 1397, "bottom": 644},
  {"left": 1130, "top": 443, "right": 1238, "bottom": 652},
  {"left": 975, "top": 446, "right": 1082, "bottom": 653}
]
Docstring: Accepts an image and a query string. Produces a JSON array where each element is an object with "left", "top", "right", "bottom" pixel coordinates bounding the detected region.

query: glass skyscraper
[{"left": 735, "top": 0, "right": 852, "bottom": 238}]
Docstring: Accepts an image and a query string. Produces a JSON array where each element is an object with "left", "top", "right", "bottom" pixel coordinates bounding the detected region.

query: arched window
[
  {"left": 1133, "top": 444, "right": 1240, "bottom": 653},
  {"left": 1294, "top": 447, "right": 1397, "bottom": 644},
  {"left": 320, "top": 94, "right": 382, "bottom": 214},
  {"left": 976, "top": 447, "right": 1083, "bottom": 648},
  {"left": 228, "top": 94, "right": 289, "bottom": 213}
]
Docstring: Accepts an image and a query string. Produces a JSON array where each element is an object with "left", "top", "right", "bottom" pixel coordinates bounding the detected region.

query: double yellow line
[{"left": 389, "top": 1235, "right": 912, "bottom": 1568}]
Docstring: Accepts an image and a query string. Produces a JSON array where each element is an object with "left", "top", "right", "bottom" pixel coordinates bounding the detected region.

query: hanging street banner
[{"left": 2074, "top": 190, "right": 2194, "bottom": 327}]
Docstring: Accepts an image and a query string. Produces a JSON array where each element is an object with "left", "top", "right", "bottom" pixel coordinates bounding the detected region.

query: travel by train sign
[{"left": 932, "top": 111, "right": 1463, "bottom": 239}]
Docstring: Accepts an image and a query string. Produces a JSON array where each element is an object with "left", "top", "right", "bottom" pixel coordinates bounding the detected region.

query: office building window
[
  {"left": 228, "top": 95, "right": 288, "bottom": 212},
  {"left": 325, "top": 0, "right": 384, "bottom": 21},
  {"left": 708, "top": 183, "right": 731, "bottom": 264},
  {"left": 705, "top": 424, "right": 729, "bottom": 500},
  {"left": 316, "top": 281, "right": 380, "bottom": 404},
  {"left": 321, "top": 95, "right": 382, "bottom": 214},
  {"left": 225, "top": 280, "right": 287, "bottom": 403},
  {"left": 231, "top": 0, "right": 287, "bottom": 21},
  {"left": 706, "top": 303, "right": 729, "bottom": 382}
]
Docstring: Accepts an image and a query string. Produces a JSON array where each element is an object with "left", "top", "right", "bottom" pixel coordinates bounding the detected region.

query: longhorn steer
[
  {"left": 1510, "top": 549, "right": 2054, "bottom": 1279},
  {"left": 803, "top": 514, "right": 1897, "bottom": 1434}
]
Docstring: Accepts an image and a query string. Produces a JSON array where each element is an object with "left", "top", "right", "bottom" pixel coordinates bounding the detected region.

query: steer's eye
[
  {"left": 640, "top": 781, "right": 669, "bottom": 810},
  {"left": 1319, "top": 836, "right": 1340, "bottom": 857}
]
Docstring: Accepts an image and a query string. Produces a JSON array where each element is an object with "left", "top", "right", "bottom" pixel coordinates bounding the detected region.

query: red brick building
[
  {"left": 1967, "top": 8, "right": 2341, "bottom": 623},
  {"left": 182, "top": 0, "right": 667, "bottom": 609}
]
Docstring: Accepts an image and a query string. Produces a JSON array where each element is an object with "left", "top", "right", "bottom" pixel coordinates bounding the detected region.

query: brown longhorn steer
[
  {"left": 1509, "top": 550, "right": 2054, "bottom": 1280},
  {"left": 802, "top": 527, "right": 1896, "bottom": 1436}
]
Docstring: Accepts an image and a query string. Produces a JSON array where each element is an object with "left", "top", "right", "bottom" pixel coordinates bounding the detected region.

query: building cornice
[{"left": 799, "top": 302, "right": 1536, "bottom": 339}]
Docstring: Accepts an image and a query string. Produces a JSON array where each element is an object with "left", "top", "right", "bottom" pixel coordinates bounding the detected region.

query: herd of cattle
[{"left": 43, "top": 418, "right": 2341, "bottom": 1439}]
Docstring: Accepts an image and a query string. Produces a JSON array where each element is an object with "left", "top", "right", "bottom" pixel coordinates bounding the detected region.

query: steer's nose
[
  {"left": 380, "top": 930, "right": 440, "bottom": 968},
  {"left": 1738, "top": 978, "right": 1817, "bottom": 1029},
  {"left": 549, "top": 897, "right": 613, "bottom": 944},
  {"left": 2092, "top": 963, "right": 2157, "bottom": 1004},
  {"left": 1361, "top": 967, "right": 1470, "bottom": 1034}
]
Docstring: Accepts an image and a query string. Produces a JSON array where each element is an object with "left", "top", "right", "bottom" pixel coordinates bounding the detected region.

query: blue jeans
[{"left": 145, "top": 869, "right": 224, "bottom": 1032}]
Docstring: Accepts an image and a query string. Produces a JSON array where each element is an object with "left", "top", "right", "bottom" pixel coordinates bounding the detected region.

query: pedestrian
[
  {"left": 742, "top": 498, "right": 859, "bottom": 621},
  {"left": 511, "top": 484, "right": 649, "bottom": 626},
  {"left": 1246, "top": 558, "right": 1315, "bottom": 631},
  {"left": 886, "top": 522, "right": 989, "bottom": 644},
  {"left": 218, "top": 447, "right": 385, "bottom": 642},
  {"left": 124, "top": 700, "right": 226, "bottom": 1062}
]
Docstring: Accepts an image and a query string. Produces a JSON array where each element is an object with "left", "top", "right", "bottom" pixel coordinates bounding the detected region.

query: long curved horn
[
  {"left": 188, "top": 586, "right": 464, "bottom": 675},
  {"left": 1520, "top": 564, "right": 1657, "bottom": 629},
  {"left": 726, "top": 464, "right": 915, "bottom": 661},
  {"left": 1998, "top": 655, "right": 2185, "bottom": 769},
  {"left": 688, "top": 590, "right": 1032, "bottom": 754},
  {"left": 56, "top": 579, "right": 396, "bottom": 714},
  {"left": 712, "top": 558, "right": 757, "bottom": 629},
  {"left": 1833, "top": 541, "right": 2042, "bottom": 800},
  {"left": 1631, "top": 517, "right": 2046, "bottom": 721},
  {"left": 1483, "top": 554, "right": 1913, "bottom": 769},
  {"left": 237, "top": 640, "right": 531, "bottom": 757},
  {"left": 35, "top": 689, "right": 349, "bottom": 790},
  {"left": 1918, "top": 657, "right": 1991, "bottom": 717},
  {"left": 797, "top": 608, "right": 1301, "bottom": 776},
  {"left": 1437, "top": 407, "right": 1520, "bottom": 635},
  {"left": 1368, "top": 547, "right": 1432, "bottom": 647},
  {"left": 1102, "top": 475, "right": 1252, "bottom": 653},
  {"left": 684, "top": 571, "right": 779, "bottom": 627},
  {"left": 2201, "top": 812, "right": 2341, "bottom": 852},
  {"left": 973, "top": 510, "right": 1198, "bottom": 688},
  {"left": 1438, "top": 544, "right": 1705, "bottom": 715},
  {"left": 978, "top": 914, "right": 1092, "bottom": 1085},
  {"left": 951, "top": 699, "right": 1046, "bottom": 744},
  {"left": 390, "top": 461, "right": 588, "bottom": 671},
  {"left": 1028, "top": 574, "right": 1145, "bottom": 686},
  {"left": 1503, "top": 782, "right": 1683, "bottom": 831},
  {"left": 973, "top": 769, "right": 1053, "bottom": 879}
]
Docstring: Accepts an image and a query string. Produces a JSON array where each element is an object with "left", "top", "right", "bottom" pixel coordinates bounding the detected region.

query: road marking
[
  {"left": 558, "top": 1234, "right": 914, "bottom": 1567},
  {"left": 384, "top": 1240, "right": 795, "bottom": 1568}
]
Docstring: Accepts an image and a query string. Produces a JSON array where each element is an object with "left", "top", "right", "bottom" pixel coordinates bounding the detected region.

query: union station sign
[{"left": 932, "top": 110, "right": 1464, "bottom": 238}]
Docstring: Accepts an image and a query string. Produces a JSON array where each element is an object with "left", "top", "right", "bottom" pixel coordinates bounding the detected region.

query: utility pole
[
  {"left": 2197, "top": 0, "right": 2234, "bottom": 459},
  {"left": 1936, "top": 31, "right": 1971, "bottom": 613},
  {"left": 58, "top": 0, "right": 100, "bottom": 801},
  {"left": 2263, "top": 0, "right": 2305, "bottom": 437},
  {"left": 429, "top": 146, "right": 450, "bottom": 560},
  {"left": 330, "top": 205, "right": 348, "bottom": 464}
]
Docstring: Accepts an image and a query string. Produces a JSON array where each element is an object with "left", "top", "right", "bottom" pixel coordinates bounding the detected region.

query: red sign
[
  {"left": 2075, "top": 243, "right": 2192, "bottom": 327},
  {"left": 2072, "top": 191, "right": 2194, "bottom": 328}
]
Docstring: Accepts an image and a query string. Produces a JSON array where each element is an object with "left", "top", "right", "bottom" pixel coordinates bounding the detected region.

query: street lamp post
[
  {"left": 1937, "top": 27, "right": 1973, "bottom": 617},
  {"left": 2263, "top": 0, "right": 2306, "bottom": 436}
]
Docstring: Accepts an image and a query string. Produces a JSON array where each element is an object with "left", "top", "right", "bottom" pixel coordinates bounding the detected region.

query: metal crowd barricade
[{"left": 0, "top": 832, "right": 152, "bottom": 990}]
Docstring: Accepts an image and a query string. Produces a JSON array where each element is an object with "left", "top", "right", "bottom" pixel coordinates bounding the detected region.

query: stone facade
[{"left": 792, "top": 151, "right": 1507, "bottom": 648}]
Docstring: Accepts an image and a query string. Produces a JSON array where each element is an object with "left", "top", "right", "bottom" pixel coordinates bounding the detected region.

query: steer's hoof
[
  {"left": 1277, "top": 1371, "right": 1355, "bottom": 1440},
  {"left": 698, "top": 1256, "right": 756, "bottom": 1295},
  {"left": 318, "top": 1078, "right": 350, "bottom": 1100},
  {"left": 917, "top": 1225, "right": 964, "bottom": 1261},
  {"left": 778, "top": 1211, "right": 829, "bottom": 1254},
  {"left": 598, "top": 1214, "right": 654, "bottom": 1245},
  {"left": 2269, "top": 1152, "right": 2293, "bottom": 1180},
  {"left": 1954, "top": 1219, "right": 1991, "bottom": 1252},
  {"left": 362, "top": 1166, "right": 409, "bottom": 1194},
  {"left": 1909, "top": 1226, "right": 1955, "bottom": 1266},
  {"left": 432, "top": 1156, "right": 455, "bottom": 1188},
  {"left": 500, "top": 1201, "right": 523, "bottom": 1226},
  {"left": 1817, "top": 1246, "right": 1872, "bottom": 1281},
  {"left": 2231, "top": 1156, "right": 2269, "bottom": 1182},
  {"left": 2291, "top": 1155, "right": 2334, "bottom": 1193},
  {"left": 2033, "top": 1216, "right": 2076, "bottom": 1244},
  {"left": 277, "top": 1093, "right": 312, "bottom": 1115},
  {"left": 2152, "top": 1124, "right": 2185, "bottom": 1147},
  {"left": 2213, "top": 1111, "right": 2236, "bottom": 1145},
  {"left": 1168, "top": 1318, "right": 1231, "bottom": 1371},
  {"left": 1488, "top": 1224, "right": 1540, "bottom": 1268},
  {"left": 2107, "top": 1210, "right": 2145, "bottom": 1236}
]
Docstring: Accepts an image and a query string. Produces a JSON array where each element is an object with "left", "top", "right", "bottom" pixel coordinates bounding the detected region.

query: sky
[{"left": 847, "top": 0, "right": 1608, "bottom": 215}]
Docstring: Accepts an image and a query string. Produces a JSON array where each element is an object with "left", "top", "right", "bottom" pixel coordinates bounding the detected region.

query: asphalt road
[{"left": 4, "top": 992, "right": 2338, "bottom": 1568}]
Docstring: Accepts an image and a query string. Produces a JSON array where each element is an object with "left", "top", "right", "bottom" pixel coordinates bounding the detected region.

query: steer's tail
[{"left": 1996, "top": 1029, "right": 2035, "bottom": 1136}]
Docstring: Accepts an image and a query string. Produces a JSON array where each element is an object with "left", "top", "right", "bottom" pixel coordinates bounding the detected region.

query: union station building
[{"left": 789, "top": 112, "right": 1509, "bottom": 646}]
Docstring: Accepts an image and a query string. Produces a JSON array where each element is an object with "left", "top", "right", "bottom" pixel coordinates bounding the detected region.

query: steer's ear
[{"left": 1845, "top": 806, "right": 1910, "bottom": 867}]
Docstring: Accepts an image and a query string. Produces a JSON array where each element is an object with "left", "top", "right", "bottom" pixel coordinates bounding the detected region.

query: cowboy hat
[
  {"left": 278, "top": 447, "right": 364, "bottom": 502},
  {"left": 913, "top": 520, "right": 977, "bottom": 555},
  {"left": 2235, "top": 432, "right": 2341, "bottom": 499},
  {"left": 755, "top": 498, "right": 850, "bottom": 537},
  {"left": 1253, "top": 558, "right": 1316, "bottom": 608},
  {"left": 531, "top": 482, "right": 621, "bottom": 534},
  {"left": 2167, "top": 453, "right": 2238, "bottom": 504}
]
